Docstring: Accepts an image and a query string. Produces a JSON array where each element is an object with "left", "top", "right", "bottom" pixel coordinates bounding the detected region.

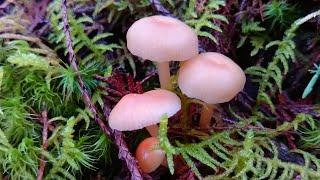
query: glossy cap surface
[
  {"left": 127, "top": 15, "right": 198, "bottom": 62},
  {"left": 135, "top": 137, "right": 165, "bottom": 173},
  {"left": 109, "top": 89, "right": 181, "bottom": 131},
  {"left": 178, "top": 52, "right": 246, "bottom": 104}
]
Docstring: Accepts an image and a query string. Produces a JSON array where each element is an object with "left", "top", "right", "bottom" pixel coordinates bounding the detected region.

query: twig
[
  {"left": 37, "top": 110, "right": 49, "bottom": 180},
  {"left": 60, "top": 1, "right": 143, "bottom": 179},
  {"left": 98, "top": 86, "right": 124, "bottom": 97},
  {"left": 0, "top": 33, "right": 52, "bottom": 52},
  {"left": 102, "top": 104, "right": 150, "bottom": 180},
  {"left": 294, "top": 9, "right": 320, "bottom": 28},
  {"left": 140, "top": 71, "right": 157, "bottom": 84},
  {"left": 0, "top": 0, "right": 14, "bottom": 9},
  {"left": 94, "top": 74, "right": 110, "bottom": 83},
  {"left": 149, "top": 0, "right": 173, "bottom": 17}
]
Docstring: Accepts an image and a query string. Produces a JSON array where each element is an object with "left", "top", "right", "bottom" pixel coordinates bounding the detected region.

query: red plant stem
[
  {"left": 103, "top": 102, "right": 152, "bottom": 180},
  {"left": 98, "top": 86, "right": 124, "bottom": 97},
  {"left": 94, "top": 74, "right": 110, "bottom": 83},
  {"left": 37, "top": 110, "right": 49, "bottom": 180},
  {"left": 61, "top": 1, "right": 143, "bottom": 179},
  {"left": 199, "top": 104, "right": 215, "bottom": 129},
  {"left": 150, "top": 0, "right": 172, "bottom": 17}
]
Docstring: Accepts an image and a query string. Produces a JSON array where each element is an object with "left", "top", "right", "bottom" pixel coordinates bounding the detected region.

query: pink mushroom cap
[
  {"left": 178, "top": 52, "right": 246, "bottom": 104},
  {"left": 108, "top": 89, "right": 181, "bottom": 131},
  {"left": 126, "top": 15, "right": 198, "bottom": 62},
  {"left": 135, "top": 137, "right": 165, "bottom": 173}
]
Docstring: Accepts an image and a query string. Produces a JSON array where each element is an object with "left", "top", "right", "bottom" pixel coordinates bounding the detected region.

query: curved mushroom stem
[
  {"left": 199, "top": 104, "right": 215, "bottom": 129},
  {"left": 155, "top": 62, "right": 172, "bottom": 90},
  {"left": 146, "top": 125, "right": 159, "bottom": 137}
]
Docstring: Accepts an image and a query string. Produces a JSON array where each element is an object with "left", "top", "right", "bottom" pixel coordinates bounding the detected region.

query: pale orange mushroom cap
[
  {"left": 108, "top": 89, "right": 181, "bottom": 131},
  {"left": 126, "top": 15, "right": 198, "bottom": 62},
  {"left": 135, "top": 137, "right": 165, "bottom": 173},
  {"left": 178, "top": 52, "right": 246, "bottom": 104}
]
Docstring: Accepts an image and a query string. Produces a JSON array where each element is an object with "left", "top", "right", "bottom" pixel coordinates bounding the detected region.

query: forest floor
[{"left": 0, "top": 0, "right": 320, "bottom": 180}]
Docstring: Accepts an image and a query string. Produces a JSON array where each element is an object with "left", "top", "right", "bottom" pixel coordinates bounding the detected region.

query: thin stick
[
  {"left": 103, "top": 103, "right": 151, "bottom": 179},
  {"left": 60, "top": 1, "right": 143, "bottom": 179},
  {"left": 37, "top": 110, "right": 49, "bottom": 180},
  {"left": 150, "top": 0, "right": 172, "bottom": 17},
  {"left": 0, "top": 33, "right": 52, "bottom": 52}
]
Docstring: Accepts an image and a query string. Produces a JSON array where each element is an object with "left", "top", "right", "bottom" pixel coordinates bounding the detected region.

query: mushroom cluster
[{"left": 108, "top": 15, "right": 246, "bottom": 174}]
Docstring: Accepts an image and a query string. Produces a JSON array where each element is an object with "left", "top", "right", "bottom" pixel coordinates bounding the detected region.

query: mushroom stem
[
  {"left": 146, "top": 124, "right": 159, "bottom": 137},
  {"left": 199, "top": 104, "right": 215, "bottom": 129},
  {"left": 181, "top": 95, "right": 191, "bottom": 128},
  {"left": 155, "top": 62, "right": 172, "bottom": 90}
]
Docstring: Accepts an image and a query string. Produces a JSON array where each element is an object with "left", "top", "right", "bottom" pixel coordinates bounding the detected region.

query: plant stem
[
  {"left": 0, "top": 33, "right": 53, "bottom": 52},
  {"left": 61, "top": 1, "right": 143, "bottom": 179},
  {"left": 155, "top": 62, "right": 172, "bottom": 90},
  {"left": 149, "top": 0, "right": 173, "bottom": 17},
  {"left": 181, "top": 95, "right": 191, "bottom": 128},
  {"left": 199, "top": 104, "right": 215, "bottom": 129},
  {"left": 37, "top": 110, "right": 49, "bottom": 180},
  {"left": 146, "top": 125, "right": 159, "bottom": 137}
]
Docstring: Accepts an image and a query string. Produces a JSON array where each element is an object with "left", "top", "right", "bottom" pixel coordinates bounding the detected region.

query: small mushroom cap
[
  {"left": 178, "top": 52, "right": 246, "bottom": 104},
  {"left": 135, "top": 137, "right": 165, "bottom": 173},
  {"left": 126, "top": 15, "right": 198, "bottom": 62},
  {"left": 108, "top": 89, "right": 181, "bottom": 131}
]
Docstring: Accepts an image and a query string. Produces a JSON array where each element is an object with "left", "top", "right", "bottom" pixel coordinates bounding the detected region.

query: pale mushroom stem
[
  {"left": 155, "top": 62, "right": 172, "bottom": 90},
  {"left": 199, "top": 104, "right": 215, "bottom": 129},
  {"left": 146, "top": 125, "right": 159, "bottom": 137}
]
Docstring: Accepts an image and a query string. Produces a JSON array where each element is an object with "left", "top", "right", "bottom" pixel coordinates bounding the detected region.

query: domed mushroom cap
[
  {"left": 109, "top": 89, "right": 181, "bottom": 131},
  {"left": 126, "top": 15, "right": 198, "bottom": 62},
  {"left": 135, "top": 137, "right": 165, "bottom": 173},
  {"left": 178, "top": 52, "right": 246, "bottom": 104}
]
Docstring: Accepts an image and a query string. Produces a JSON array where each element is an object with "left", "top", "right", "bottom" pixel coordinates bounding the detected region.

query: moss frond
[
  {"left": 159, "top": 114, "right": 320, "bottom": 179},
  {"left": 184, "top": 0, "right": 228, "bottom": 44}
]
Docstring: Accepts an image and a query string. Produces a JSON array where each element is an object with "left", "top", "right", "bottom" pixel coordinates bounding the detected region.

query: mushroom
[
  {"left": 178, "top": 52, "right": 246, "bottom": 129},
  {"left": 126, "top": 15, "right": 198, "bottom": 90},
  {"left": 135, "top": 137, "right": 165, "bottom": 173},
  {"left": 108, "top": 89, "right": 181, "bottom": 137}
]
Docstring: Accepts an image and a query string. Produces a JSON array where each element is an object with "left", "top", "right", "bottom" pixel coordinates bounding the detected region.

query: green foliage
[
  {"left": 246, "top": 9, "right": 320, "bottom": 108},
  {"left": 93, "top": 0, "right": 150, "bottom": 22},
  {"left": 116, "top": 41, "right": 137, "bottom": 77},
  {"left": 0, "top": 2, "right": 115, "bottom": 179},
  {"left": 46, "top": 115, "right": 96, "bottom": 179},
  {"left": 0, "top": 132, "right": 40, "bottom": 180},
  {"left": 159, "top": 114, "right": 320, "bottom": 179},
  {"left": 0, "top": 96, "right": 37, "bottom": 145},
  {"left": 183, "top": 0, "right": 228, "bottom": 44},
  {"left": 298, "top": 117, "right": 320, "bottom": 149},
  {"left": 0, "top": 11, "right": 29, "bottom": 33},
  {"left": 47, "top": 0, "right": 119, "bottom": 66},
  {"left": 264, "top": 0, "right": 297, "bottom": 29},
  {"left": 54, "top": 62, "right": 100, "bottom": 102},
  {"left": 7, "top": 51, "right": 50, "bottom": 71},
  {"left": 249, "top": 37, "right": 266, "bottom": 57},
  {"left": 238, "top": 21, "right": 268, "bottom": 56},
  {"left": 1, "top": 0, "right": 320, "bottom": 179},
  {"left": 302, "top": 64, "right": 320, "bottom": 98}
]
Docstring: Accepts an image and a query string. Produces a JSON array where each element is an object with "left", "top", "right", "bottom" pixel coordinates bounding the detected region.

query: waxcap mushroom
[
  {"left": 109, "top": 89, "right": 181, "bottom": 131},
  {"left": 135, "top": 137, "right": 165, "bottom": 173},
  {"left": 126, "top": 15, "right": 198, "bottom": 62},
  {"left": 178, "top": 52, "right": 246, "bottom": 104}
]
